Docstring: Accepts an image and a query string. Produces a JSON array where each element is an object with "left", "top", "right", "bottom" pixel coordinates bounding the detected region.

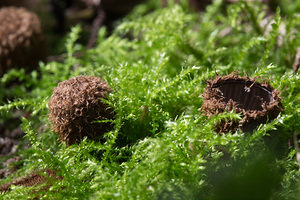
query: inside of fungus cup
[{"left": 212, "top": 79, "right": 274, "bottom": 111}]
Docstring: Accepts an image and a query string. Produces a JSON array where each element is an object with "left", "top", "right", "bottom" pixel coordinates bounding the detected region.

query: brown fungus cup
[
  {"left": 48, "top": 76, "right": 115, "bottom": 146},
  {"left": 0, "top": 7, "right": 46, "bottom": 77},
  {"left": 201, "top": 73, "right": 284, "bottom": 133}
]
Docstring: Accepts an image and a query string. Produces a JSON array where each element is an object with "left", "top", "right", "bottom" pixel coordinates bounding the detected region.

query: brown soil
[
  {"left": 0, "top": 125, "right": 25, "bottom": 157},
  {"left": 0, "top": 157, "right": 21, "bottom": 179}
]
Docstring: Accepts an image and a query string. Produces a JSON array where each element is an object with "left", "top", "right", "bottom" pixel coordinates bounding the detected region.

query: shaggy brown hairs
[
  {"left": 0, "top": 6, "right": 46, "bottom": 77},
  {"left": 48, "top": 76, "right": 115, "bottom": 146}
]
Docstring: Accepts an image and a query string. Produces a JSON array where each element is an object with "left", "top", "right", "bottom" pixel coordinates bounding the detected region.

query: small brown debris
[
  {"left": 0, "top": 137, "right": 18, "bottom": 156},
  {"left": 201, "top": 73, "right": 284, "bottom": 133},
  {"left": 0, "top": 169, "right": 62, "bottom": 194},
  {"left": 0, "top": 157, "right": 21, "bottom": 179},
  {"left": 48, "top": 76, "right": 115, "bottom": 146},
  {"left": 292, "top": 47, "right": 300, "bottom": 74}
]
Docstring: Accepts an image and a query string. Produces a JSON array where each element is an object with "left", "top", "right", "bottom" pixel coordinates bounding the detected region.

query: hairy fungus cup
[
  {"left": 48, "top": 76, "right": 114, "bottom": 146},
  {"left": 201, "top": 73, "right": 283, "bottom": 133},
  {"left": 0, "top": 7, "right": 46, "bottom": 77}
]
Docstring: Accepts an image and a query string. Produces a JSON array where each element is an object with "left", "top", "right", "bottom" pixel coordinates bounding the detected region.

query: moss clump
[
  {"left": 201, "top": 73, "right": 284, "bottom": 133},
  {"left": 0, "top": 6, "right": 46, "bottom": 77},
  {"left": 48, "top": 76, "right": 114, "bottom": 146}
]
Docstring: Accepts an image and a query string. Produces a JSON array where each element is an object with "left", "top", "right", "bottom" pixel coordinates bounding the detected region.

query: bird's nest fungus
[{"left": 201, "top": 73, "right": 284, "bottom": 133}]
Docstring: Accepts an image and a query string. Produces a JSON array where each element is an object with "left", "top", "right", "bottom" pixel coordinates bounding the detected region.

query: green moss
[{"left": 0, "top": 0, "right": 300, "bottom": 199}]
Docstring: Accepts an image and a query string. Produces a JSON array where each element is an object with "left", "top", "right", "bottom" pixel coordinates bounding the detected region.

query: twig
[
  {"left": 46, "top": 51, "right": 83, "bottom": 63},
  {"left": 293, "top": 131, "right": 300, "bottom": 168},
  {"left": 292, "top": 47, "right": 300, "bottom": 74},
  {"left": 87, "top": 7, "right": 106, "bottom": 48}
]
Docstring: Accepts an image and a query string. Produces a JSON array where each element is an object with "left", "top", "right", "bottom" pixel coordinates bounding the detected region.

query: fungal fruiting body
[
  {"left": 0, "top": 6, "right": 46, "bottom": 77},
  {"left": 48, "top": 76, "right": 114, "bottom": 146},
  {"left": 201, "top": 73, "right": 283, "bottom": 133}
]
